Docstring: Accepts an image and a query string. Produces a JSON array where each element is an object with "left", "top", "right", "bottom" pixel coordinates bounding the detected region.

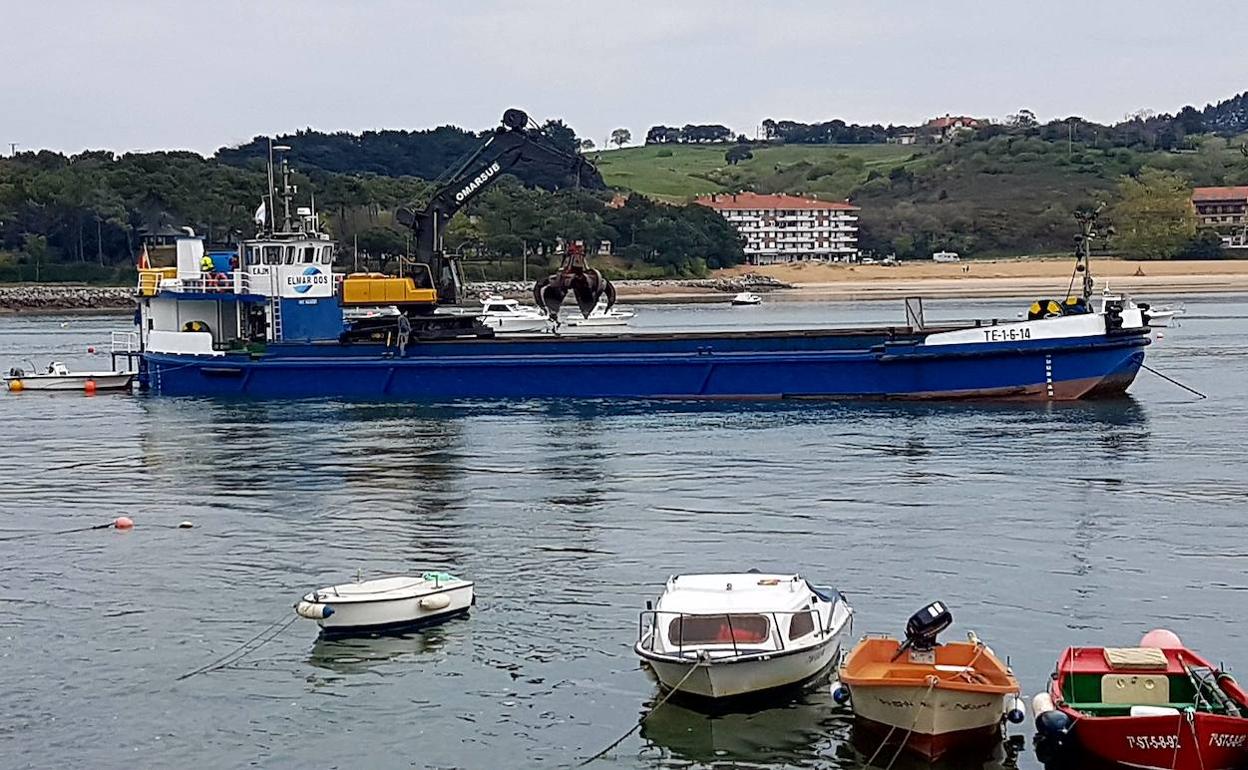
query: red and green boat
[{"left": 1034, "top": 630, "right": 1248, "bottom": 770}]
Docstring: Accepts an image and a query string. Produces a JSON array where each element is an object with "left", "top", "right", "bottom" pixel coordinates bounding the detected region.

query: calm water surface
[{"left": 1, "top": 296, "right": 1246, "bottom": 770}]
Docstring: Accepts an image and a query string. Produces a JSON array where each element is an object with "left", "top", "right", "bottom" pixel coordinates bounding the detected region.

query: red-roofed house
[
  {"left": 925, "top": 115, "right": 982, "bottom": 142},
  {"left": 695, "top": 192, "right": 860, "bottom": 264},
  {"left": 1192, "top": 186, "right": 1248, "bottom": 248}
]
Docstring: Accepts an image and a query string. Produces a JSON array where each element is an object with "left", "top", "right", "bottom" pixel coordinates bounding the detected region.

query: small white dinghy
[
  {"left": 294, "top": 572, "right": 473, "bottom": 636},
  {"left": 731, "top": 292, "right": 762, "bottom": 306},
  {"left": 635, "top": 572, "right": 853, "bottom": 700},
  {"left": 5, "top": 361, "right": 134, "bottom": 392}
]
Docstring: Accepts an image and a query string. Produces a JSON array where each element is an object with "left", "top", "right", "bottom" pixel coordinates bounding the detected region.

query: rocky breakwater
[
  {"left": 466, "top": 273, "right": 791, "bottom": 299},
  {"left": 0, "top": 285, "right": 134, "bottom": 312}
]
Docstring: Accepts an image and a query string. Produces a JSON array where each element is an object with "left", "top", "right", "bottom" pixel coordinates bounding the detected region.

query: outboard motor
[{"left": 905, "top": 601, "right": 953, "bottom": 651}]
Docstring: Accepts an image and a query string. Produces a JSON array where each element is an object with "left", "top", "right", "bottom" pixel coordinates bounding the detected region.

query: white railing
[
  {"left": 163, "top": 271, "right": 253, "bottom": 295},
  {"left": 111, "top": 331, "right": 139, "bottom": 353}
]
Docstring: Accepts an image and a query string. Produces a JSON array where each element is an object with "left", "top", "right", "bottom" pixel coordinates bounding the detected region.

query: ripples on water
[{"left": 1, "top": 297, "right": 1246, "bottom": 769}]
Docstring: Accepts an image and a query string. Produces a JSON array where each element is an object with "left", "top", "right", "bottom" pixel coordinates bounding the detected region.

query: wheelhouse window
[
  {"left": 245, "top": 246, "right": 260, "bottom": 266},
  {"left": 284, "top": 246, "right": 297, "bottom": 265},
  {"left": 788, "top": 611, "right": 815, "bottom": 640},
  {"left": 667, "top": 614, "right": 770, "bottom": 645},
  {"left": 319, "top": 245, "right": 333, "bottom": 264},
  {"left": 262, "top": 245, "right": 282, "bottom": 265},
  {"left": 301, "top": 246, "right": 316, "bottom": 263}
]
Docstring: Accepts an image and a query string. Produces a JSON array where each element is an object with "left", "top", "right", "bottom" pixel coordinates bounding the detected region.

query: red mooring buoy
[{"left": 113, "top": 516, "right": 134, "bottom": 530}]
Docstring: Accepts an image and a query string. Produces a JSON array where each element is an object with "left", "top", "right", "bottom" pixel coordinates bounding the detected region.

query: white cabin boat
[
  {"left": 5, "top": 361, "right": 134, "bottom": 392},
  {"left": 635, "top": 573, "right": 853, "bottom": 700},
  {"left": 476, "top": 295, "right": 550, "bottom": 334},
  {"left": 731, "top": 292, "right": 762, "bottom": 306},
  {"left": 294, "top": 572, "right": 474, "bottom": 636}
]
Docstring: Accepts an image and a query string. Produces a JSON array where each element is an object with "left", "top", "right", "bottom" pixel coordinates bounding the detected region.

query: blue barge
[
  {"left": 131, "top": 146, "right": 1150, "bottom": 402},
  {"left": 142, "top": 327, "right": 1148, "bottom": 401}
]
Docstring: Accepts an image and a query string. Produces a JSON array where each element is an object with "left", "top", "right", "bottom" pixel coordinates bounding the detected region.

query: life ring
[
  {"left": 1028, "top": 298, "right": 1066, "bottom": 320},
  {"left": 183, "top": 320, "right": 211, "bottom": 333},
  {"left": 1062, "top": 296, "right": 1090, "bottom": 315}
]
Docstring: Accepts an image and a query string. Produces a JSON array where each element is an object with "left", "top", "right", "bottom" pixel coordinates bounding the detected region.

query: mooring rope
[
  {"left": 0, "top": 521, "right": 117, "bottom": 542},
  {"left": 577, "top": 654, "right": 707, "bottom": 767},
  {"left": 176, "top": 613, "right": 297, "bottom": 681},
  {"left": 1141, "top": 363, "right": 1207, "bottom": 400},
  {"left": 866, "top": 676, "right": 938, "bottom": 770}
]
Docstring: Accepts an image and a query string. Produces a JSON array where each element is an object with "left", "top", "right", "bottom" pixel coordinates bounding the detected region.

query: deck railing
[
  {"left": 110, "top": 331, "right": 139, "bottom": 353},
  {"left": 165, "top": 271, "right": 253, "bottom": 295}
]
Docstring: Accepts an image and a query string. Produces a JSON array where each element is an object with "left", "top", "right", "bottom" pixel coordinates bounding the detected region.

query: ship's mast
[{"left": 1072, "top": 203, "right": 1105, "bottom": 300}]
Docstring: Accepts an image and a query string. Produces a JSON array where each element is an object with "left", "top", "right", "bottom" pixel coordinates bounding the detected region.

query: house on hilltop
[
  {"left": 925, "top": 115, "right": 982, "bottom": 142},
  {"left": 695, "top": 192, "right": 859, "bottom": 265},
  {"left": 1192, "top": 186, "right": 1248, "bottom": 248}
]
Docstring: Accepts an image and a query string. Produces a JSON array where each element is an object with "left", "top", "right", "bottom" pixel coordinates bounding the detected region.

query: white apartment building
[{"left": 695, "top": 192, "right": 859, "bottom": 264}]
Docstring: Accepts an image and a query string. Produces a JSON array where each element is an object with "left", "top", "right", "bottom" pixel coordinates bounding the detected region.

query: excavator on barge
[{"left": 341, "top": 108, "right": 616, "bottom": 341}]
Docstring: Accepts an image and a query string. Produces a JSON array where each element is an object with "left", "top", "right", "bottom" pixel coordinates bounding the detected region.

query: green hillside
[
  {"left": 592, "top": 133, "right": 1248, "bottom": 259},
  {"left": 592, "top": 144, "right": 923, "bottom": 201}
]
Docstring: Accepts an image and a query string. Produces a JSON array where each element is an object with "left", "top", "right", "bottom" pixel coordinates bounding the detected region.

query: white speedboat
[
  {"left": 5, "top": 361, "right": 134, "bottom": 392},
  {"left": 1141, "top": 304, "right": 1183, "bottom": 328},
  {"left": 1098, "top": 286, "right": 1182, "bottom": 328},
  {"left": 563, "top": 298, "right": 636, "bottom": 328},
  {"left": 731, "top": 292, "right": 762, "bottom": 306},
  {"left": 476, "top": 295, "right": 550, "bottom": 334},
  {"left": 294, "top": 572, "right": 474, "bottom": 636},
  {"left": 343, "top": 305, "right": 400, "bottom": 322},
  {"left": 635, "top": 573, "right": 853, "bottom": 700}
]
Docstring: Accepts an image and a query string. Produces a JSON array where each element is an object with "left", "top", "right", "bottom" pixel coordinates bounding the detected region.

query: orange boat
[{"left": 837, "top": 602, "right": 1025, "bottom": 761}]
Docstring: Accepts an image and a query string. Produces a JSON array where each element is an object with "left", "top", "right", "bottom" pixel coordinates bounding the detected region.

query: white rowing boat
[{"left": 295, "top": 572, "right": 474, "bottom": 636}]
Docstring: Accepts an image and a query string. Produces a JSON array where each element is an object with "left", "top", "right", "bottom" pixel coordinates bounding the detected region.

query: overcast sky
[{"left": 4, "top": 0, "right": 1247, "bottom": 156}]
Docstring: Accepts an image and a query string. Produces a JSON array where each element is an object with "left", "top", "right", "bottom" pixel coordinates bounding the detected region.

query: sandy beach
[{"left": 693, "top": 258, "right": 1248, "bottom": 302}]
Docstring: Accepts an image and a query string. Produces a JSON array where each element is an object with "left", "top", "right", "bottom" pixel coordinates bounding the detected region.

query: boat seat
[
  {"left": 1100, "top": 673, "right": 1170, "bottom": 705},
  {"left": 1104, "top": 646, "right": 1168, "bottom": 670}
]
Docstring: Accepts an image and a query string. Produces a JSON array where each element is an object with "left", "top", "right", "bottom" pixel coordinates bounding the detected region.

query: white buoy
[
  {"left": 1005, "top": 694, "right": 1027, "bottom": 724},
  {"left": 419, "top": 594, "right": 452, "bottom": 611},
  {"left": 294, "top": 601, "right": 334, "bottom": 620},
  {"left": 1033, "top": 691, "right": 1056, "bottom": 718}
]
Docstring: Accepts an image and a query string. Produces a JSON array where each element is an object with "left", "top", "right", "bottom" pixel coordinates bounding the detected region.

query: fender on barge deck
[{"left": 141, "top": 324, "right": 1150, "bottom": 402}]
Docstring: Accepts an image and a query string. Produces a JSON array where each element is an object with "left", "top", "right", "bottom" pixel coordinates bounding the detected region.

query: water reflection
[
  {"left": 306, "top": 626, "right": 452, "bottom": 676},
  {"left": 638, "top": 689, "right": 1027, "bottom": 770},
  {"left": 640, "top": 694, "right": 848, "bottom": 768}
]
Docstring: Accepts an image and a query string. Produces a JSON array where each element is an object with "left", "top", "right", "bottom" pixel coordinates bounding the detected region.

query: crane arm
[{"left": 396, "top": 108, "right": 601, "bottom": 305}]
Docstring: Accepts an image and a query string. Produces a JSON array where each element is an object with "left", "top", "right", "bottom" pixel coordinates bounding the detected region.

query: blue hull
[{"left": 142, "top": 329, "right": 1149, "bottom": 401}]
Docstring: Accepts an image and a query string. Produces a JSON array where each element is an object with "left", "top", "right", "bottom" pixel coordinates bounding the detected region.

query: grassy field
[{"left": 591, "top": 143, "right": 925, "bottom": 201}]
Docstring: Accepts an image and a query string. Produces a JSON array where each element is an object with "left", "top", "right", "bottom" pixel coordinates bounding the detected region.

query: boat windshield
[{"left": 668, "top": 614, "right": 770, "bottom": 645}]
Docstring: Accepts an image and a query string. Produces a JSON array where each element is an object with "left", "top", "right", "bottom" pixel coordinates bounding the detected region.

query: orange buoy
[
  {"left": 7, "top": 379, "right": 22, "bottom": 393},
  {"left": 84, "top": 379, "right": 97, "bottom": 395},
  {"left": 113, "top": 516, "right": 134, "bottom": 530}
]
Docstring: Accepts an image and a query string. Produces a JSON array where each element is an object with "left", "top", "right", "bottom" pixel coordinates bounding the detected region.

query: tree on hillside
[
  {"left": 725, "top": 145, "right": 753, "bottom": 165},
  {"left": 1109, "top": 168, "right": 1197, "bottom": 259},
  {"left": 1006, "top": 109, "right": 1038, "bottom": 129},
  {"left": 610, "top": 129, "right": 631, "bottom": 148},
  {"left": 579, "top": 139, "right": 596, "bottom": 152},
  {"left": 644, "top": 125, "right": 681, "bottom": 144}
]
